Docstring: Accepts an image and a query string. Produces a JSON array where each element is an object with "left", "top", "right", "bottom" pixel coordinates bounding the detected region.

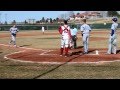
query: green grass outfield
[{"left": 0, "top": 29, "right": 120, "bottom": 79}]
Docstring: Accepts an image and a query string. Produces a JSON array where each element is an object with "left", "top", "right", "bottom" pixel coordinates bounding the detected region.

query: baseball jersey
[
  {"left": 80, "top": 24, "right": 91, "bottom": 34},
  {"left": 111, "top": 22, "right": 118, "bottom": 31},
  {"left": 70, "top": 28, "right": 78, "bottom": 36},
  {"left": 42, "top": 27, "right": 44, "bottom": 30},
  {"left": 10, "top": 27, "right": 19, "bottom": 34},
  {"left": 61, "top": 25, "right": 71, "bottom": 39},
  {"left": 110, "top": 22, "right": 118, "bottom": 36}
]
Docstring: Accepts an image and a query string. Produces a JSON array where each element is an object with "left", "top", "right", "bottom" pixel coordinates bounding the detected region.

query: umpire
[{"left": 70, "top": 25, "right": 78, "bottom": 49}]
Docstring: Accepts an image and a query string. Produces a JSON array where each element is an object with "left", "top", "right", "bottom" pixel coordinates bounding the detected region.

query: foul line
[
  {"left": 39, "top": 50, "right": 57, "bottom": 55},
  {"left": 0, "top": 43, "right": 43, "bottom": 51}
]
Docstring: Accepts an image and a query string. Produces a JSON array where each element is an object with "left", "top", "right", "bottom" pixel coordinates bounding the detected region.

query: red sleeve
[{"left": 58, "top": 26, "right": 63, "bottom": 34}]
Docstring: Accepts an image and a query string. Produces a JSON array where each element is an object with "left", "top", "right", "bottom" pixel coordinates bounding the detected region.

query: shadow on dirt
[
  {"left": 19, "top": 44, "right": 32, "bottom": 47},
  {"left": 33, "top": 54, "right": 83, "bottom": 79},
  {"left": 117, "top": 50, "right": 120, "bottom": 54}
]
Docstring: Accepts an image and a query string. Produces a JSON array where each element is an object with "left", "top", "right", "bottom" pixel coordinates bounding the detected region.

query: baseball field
[{"left": 1, "top": 29, "right": 120, "bottom": 79}]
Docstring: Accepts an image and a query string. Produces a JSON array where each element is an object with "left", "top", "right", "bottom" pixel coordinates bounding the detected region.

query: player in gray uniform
[
  {"left": 80, "top": 19, "right": 91, "bottom": 54},
  {"left": 9, "top": 25, "right": 19, "bottom": 47},
  {"left": 107, "top": 17, "right": 118, "bottom": 54}
]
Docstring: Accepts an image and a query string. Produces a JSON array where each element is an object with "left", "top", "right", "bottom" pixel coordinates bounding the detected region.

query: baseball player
[
  {"left": 9, "top": 25, "right": 19, "bottom": 47},
  {"left": 80, "top": 19, "right": 91, "bottom": 54},
  {"left": 42, "top": 26, "right": 45, "bottom": 34},
  {"left": 59, "top": 20, "right": 71, "bottom": 57},
  {"left": 70, "top": 25, "right": 78, "bottom": 49},
  {"left": 107, "top": 17, "right": 118, "bottom": 54}
]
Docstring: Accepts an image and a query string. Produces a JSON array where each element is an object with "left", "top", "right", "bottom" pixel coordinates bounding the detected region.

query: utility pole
[
  {"left": 5, "top": 13, "right": 7, "bottom": 24},
  {"left": 0, "top": 13, "right": 2, "bottom": 24}
]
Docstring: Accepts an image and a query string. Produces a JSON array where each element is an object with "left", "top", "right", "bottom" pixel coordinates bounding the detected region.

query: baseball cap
[{"left": 112, "top": 17, "right": 118, "bottom": 22}]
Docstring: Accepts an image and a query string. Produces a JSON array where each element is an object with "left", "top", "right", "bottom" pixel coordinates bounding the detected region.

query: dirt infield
[
  {"left": 2, "top": 44, "right": 120, "bottom": 64},
  {"left": 1, "top": 30, "right": 120, "bottom": 64}
]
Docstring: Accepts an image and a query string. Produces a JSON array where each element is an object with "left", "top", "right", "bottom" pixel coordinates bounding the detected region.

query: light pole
[
  {"left": 5, "top": 14, "right": 7, "bottom": 24},
  {"left": 0, "top": 13, "right": 1, "bottom": 24}
]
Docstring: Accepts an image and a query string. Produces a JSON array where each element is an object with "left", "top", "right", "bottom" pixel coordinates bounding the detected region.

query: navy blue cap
[{"left": 112, "top": 18, "right": 118, "bottom": 22}]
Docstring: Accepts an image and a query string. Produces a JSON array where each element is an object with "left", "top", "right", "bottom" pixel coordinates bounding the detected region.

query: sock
[
  {"left": 65, "top": 47, "right": 68, "bottom": 55},
  {"left": 60, "top": 48, "right": 64, "bottom": 55}
]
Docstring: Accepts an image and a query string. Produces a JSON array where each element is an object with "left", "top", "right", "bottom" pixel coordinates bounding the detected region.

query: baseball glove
[{"left": 81, "top": 33, "right": 83, "bottom": 37}]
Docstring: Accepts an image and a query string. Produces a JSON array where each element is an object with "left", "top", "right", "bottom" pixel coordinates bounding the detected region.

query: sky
[{"left": 0, "top": 11, "right": 84, "bottom": 23}]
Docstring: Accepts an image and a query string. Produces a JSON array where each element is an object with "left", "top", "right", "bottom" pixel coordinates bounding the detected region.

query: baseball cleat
[
  {"left": 14, "top": 45, "right": 17, "bottom": 48},
  {"left": 64, "top": 54, "right": 69, "bottom": 57},
  {"left": 83, "top": 52, "right": 88, "bottom": 54},
  {"left": 105, "top": 53, "right": 111, "bottom": 55},
  {"left": 60, "top": 54, "right": 63, "bottom": 56}
]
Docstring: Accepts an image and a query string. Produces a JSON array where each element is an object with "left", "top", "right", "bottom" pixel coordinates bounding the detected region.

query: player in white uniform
[
  {"left": 9, "top": 25, "right": 19, "bottom": 47},
  {"left": 80, "top": 19, "right": 91, "bottom": 54},
  {"left": 59, "top": 20, "right": 71, "bottom": 57},
  {"left": 107, "top": 17, "right": 118, "bottom": 54},
  {"left": 42, "top": 26, "right": 45, "bottom": 34}
]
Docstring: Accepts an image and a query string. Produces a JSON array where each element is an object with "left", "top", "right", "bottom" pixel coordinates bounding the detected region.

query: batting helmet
[{"left": 112, "top": 17, "right": 118, "bottom": 22}]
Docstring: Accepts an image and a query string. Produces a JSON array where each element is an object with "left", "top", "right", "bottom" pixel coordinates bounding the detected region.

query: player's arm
[
  {"left": 111, "top": 29, "right": 114, "bottom": 36},
  {"left": 88, "top": 25, "right": 92, "bottom": 32},
  {"left": 58, "top": 26, "right": 62, "bottom": 34},
  {"left": 80, "top": 26, "right": 84, "bottom": 36},
  {"left": 9, "top": 28, "right": 12, "bottom": 34},
  {"left": 17, "top": 28, "right": 19, "bottom": 32},
  {"left": 69, "top": 26, "right": 72, "bottom": 38},
  {"left": 111, "top": 24, "right": 115, "bottom": 36},
  {"left": 68, "top": 28, "right": 72, "bottom": 39}
]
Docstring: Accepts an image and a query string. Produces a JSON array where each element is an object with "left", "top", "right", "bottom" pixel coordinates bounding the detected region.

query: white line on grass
[{"left": 0, "top": 43, "right": 53, "bottom": 51}]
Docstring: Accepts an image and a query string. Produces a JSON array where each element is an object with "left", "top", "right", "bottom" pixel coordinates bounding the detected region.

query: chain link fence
[{"left": 0, "top": 23, "right": 120, "bottom": 31}]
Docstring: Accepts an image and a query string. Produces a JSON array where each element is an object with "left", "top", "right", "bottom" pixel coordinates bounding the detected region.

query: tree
[
  {"left": 40, "top": 20, "right": 42, "bottom": 23},
  {"left": 4, "top": 21, "right": 7, "bottom": 25},
  {"left": 108, "top": 11, "right": 120, "bottom": 17},
  {"left": 50, "top": 18, "right": 53, "bottom": 23},
  {"left": 46, "top": 19, "right": 48, "bottom": 23},
  {"left": 60, "top": 14, "right": 64, "bottom": 19},
  {"left": 42, "top": 17, "right": 45, "bottom": 23},
  {"left": 36, "top": 21, "right": 40, "bottom": 23},
  {"left": 68, "top": 11, "right": 74, "bottom": 17},
  {"left": 24, "top": 20, "right": 28, "bottom": 24},
  {"left": 53, "top": 19, "right": 56, "bottom": 23},
  {"left": 77, "top": 12, "right": 80, "bottom": 15},
  {"left": 12, "top": 20, "right": 16, "bottom": 24},
  {"left": 56, "top": 17, "right": 59, "bottom": 22}
]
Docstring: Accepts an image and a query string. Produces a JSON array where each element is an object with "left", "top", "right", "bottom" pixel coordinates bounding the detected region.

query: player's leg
[
  {"left": 60, "top": 39, "right": 64, "bottom": 56},
  {"left": 65, "top": 39, "right": 69, "bottom": 57},
  {"left": 43, "top": 30, "right": 44, "bottom": 34},
  {"left": 73, "top": 35, "right": 77, "bottom": 49},
  {"left": 13, "top": 34, "right": 17, "bottom": 47},
  {"left": 107, "top": 36, "right": 112, "bottom": 54},
  {"left": 9, "top": 34, "right": 14, "bottom": 46},
  {"left": 86, "top": 34, "right": 89, "bottom": 53},
  {"left": 112, "top": 38, "right": 117, "bottom": 54},
  {"left": 69, "top": 39, "right": 73, "bottom": 49},
  {"left": 83, "top": 34, "right": 87, "bottom": 54}
]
